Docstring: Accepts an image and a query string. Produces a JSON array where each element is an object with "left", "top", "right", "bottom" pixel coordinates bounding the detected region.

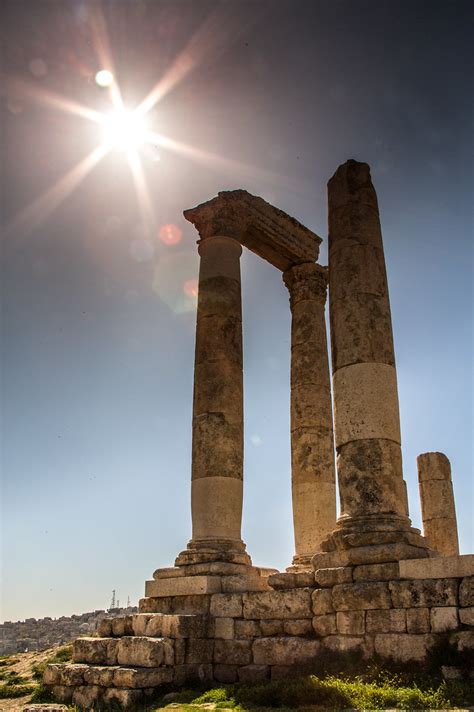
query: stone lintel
[
  {"left": 399, "top": 555, "right": 474, "bottom": 580},
  {"left": 145, "top": 576, "right": 222, "bottom": 598},
  {"left": 184, "top": 190, "right": 321, "bottom": 272}
]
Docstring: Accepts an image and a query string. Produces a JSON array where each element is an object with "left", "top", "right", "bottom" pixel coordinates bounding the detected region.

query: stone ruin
[{"left": 44, "top": 160, "right": 473, "bottom": 708}]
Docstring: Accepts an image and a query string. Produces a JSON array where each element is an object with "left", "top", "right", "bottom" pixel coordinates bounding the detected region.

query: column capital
[
  {"left": 197, "top": 235, "right": 243, "bottom": 257},
  {"left": 283, "top": 262, "right": 328, "bottom": 308}
]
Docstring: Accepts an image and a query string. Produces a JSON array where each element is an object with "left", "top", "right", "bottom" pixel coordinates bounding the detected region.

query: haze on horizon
[{"left": 1, "top": 0, "right": 472, "bottom": 623}]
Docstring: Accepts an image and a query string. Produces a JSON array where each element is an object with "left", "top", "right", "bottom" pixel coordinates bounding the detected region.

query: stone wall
[
  {"left": 43, "top": 563, "right": 474, "bottom": 708},
  {"left": 0, "top": 607, "right": 138, "bottom": 655}
]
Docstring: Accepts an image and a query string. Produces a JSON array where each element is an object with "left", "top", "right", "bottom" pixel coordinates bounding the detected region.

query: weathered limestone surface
[
  {"left": 242, "top": 589, "right": 312, "bottom": 620},
  {"left": 175, "top": 234, "right": 250, "bottom": 569},
  {"left": 417, "top": 452, "right": 459, "bottom": 556},
  {"left": 184, "top": 189, "right": 321, "bottom": 272},
  {"left": 283, "top": 263, "right": 336, "bottom": 569},
  {"left": 399, "top": 555, "right": 474, "bottom": 580},
  {"left": 314, "top": 159, "right": 430, "bottom": 567}
]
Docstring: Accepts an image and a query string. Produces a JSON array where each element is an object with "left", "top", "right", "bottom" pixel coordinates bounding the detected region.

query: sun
[{"left": 101, "top": 110, "right": 148, "bottom": 152}]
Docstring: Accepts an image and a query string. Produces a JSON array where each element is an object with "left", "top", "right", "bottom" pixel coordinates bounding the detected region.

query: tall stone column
[
  {"left": 417, "top": 452, "right": 459, "bottom": 556},
  {"left": 314, "top": 159, "right": 430, "bottom": 567},
  {"left": 176, "top": 235, "right": 251, "bottom": 567},
  {"left": 283, "top": 263, "right": 336, "bottom": 569}
]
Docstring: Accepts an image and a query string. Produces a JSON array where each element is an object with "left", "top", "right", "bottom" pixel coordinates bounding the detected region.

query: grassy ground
[
  {"left": 0, "top": 646, "right": 72, "bottom": 710},
  {"left": 0, "top": 648, "right": 472, "bottom": 710}
]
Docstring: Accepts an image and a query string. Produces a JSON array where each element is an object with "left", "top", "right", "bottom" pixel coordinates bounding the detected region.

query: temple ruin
[{"left": 44, "top": 160, "right": 473, "bottom": 708}]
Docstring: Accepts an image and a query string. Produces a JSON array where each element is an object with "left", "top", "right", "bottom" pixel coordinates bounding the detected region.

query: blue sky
[{"left": 1, "top": 0, "right": 472, "bottom": 621}]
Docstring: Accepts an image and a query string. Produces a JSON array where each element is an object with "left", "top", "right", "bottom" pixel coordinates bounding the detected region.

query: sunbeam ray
[
  {"left": 146, "top": 131, "right": 309, "bottom": 196},
  {"left": 126, "top": 150, "right": 155, "bottom": 232},
  {"left": 88, "top": 1, "right": 123, "bottom": 111},
  {"left": 4, "top": 77, "right": 103, "bottom": 124},
  {"left": 135, "top": 1, "right": 269, "bottom": 117},
  {"left": 4, "top": 144, "right": 109, "bottom": 237}
]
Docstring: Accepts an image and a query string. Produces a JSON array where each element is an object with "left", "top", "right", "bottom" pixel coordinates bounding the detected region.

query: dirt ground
[{"left": 0, "top": 648, "right": 57, "bottom": 712}]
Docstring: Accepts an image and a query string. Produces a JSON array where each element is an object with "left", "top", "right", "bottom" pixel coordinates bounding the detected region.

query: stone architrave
[
  {"left": 313, "top": 160, "right": 431, "bottom": 568},
  {"left": 417, "top": 452, "right": 459, "bottom": 556},
  {"left": 283, "top": 263, "right": 336, "bottom": 569}
]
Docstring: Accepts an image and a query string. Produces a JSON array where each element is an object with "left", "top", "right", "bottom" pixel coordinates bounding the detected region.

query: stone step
[
  {"left": 268, "top": 571, "right": 315, "bottom": 590},
  {"left": 145, "top": 572, "right": 272, "bottom": 598},
  {"left": 73, "top": 636, "right": 174, "bottom": 667},
  {"left": 98, "top": 612, "right": 208, "bottom": 638},
  {"left": 44, "top": 662, "right": 173, "bottom": 689}
]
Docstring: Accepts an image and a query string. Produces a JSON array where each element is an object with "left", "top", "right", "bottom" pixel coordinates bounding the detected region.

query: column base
[
  {"left": 175, "top": 538, "right": 252, "bottom": 568},
  {"left": 286, "top": 553, "right": 314, "bottom": 573},
  {"left": 312, "top": 514, "right": 438, "bottom": 570}
]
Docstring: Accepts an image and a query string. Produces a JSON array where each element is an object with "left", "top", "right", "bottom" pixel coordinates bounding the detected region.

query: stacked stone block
[
  {"left": 417, "top": 452, "right": 459, "bottom": 556},
  {"left": 45, "top": 560, "right": 474, "bottom": 706}
]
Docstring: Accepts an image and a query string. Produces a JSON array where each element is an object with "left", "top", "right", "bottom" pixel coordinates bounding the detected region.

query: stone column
[
  {"left": 314, "top": 159, "right": 430, "bottom": 566},
  {"left": 176, "top": 235, "right": 251, "bottom": 567},
  {"left": 283, "top": 263, "right": 336, "bottom": 569},
  {"left": 417, "top": 452, "right": 459, "bottom": 556}
]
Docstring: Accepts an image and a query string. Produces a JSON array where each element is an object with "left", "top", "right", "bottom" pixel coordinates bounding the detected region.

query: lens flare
[
  {"left": 95, "top": 69, "right": 114, "bottom": 87},
  {"left": 183, "top": 278, "right": 198, "bottom": 298},
  {"left": 159, "top": 223, "right": 182, "bottom": 245},
  {"left": 101, "top": 110, "right": 147, "bottom": 151}
]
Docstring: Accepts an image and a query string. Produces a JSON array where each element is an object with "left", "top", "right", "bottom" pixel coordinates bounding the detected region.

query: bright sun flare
[{"left": 102, "top": 110, "right": 147, "bottom": 151}]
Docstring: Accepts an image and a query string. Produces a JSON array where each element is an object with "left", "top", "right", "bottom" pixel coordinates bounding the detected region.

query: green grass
[
  {"left": 32, "top": 644, "right": 73, "bottom": 681},
  {"left": 0, "top": 670, "right": 29, "bottom": 684},
  {"left": 154, "top": 672, "right": 474, "bottom": 710},
  {"left": 0, "top": 683, "right": 36, "bottom": 699},
  {"left": 29, "top": 682, "right": 55, "bottom": 703},
  {"left": 0, "top": 655, "right": 19, "bottom": 667}
]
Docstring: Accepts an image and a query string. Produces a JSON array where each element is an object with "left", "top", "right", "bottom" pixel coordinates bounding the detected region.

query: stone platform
[{"left": 44, "top": 556, "right": 474, "bottom": 707}]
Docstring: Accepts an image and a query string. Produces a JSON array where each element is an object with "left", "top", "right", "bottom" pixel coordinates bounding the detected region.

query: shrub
[{"left": 0, "top": 683, "right": 36, "bottom": 699}]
